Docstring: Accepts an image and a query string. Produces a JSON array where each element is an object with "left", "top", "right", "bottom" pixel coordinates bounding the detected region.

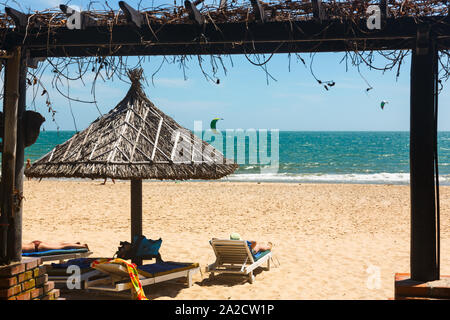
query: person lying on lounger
[
  {"left": 213, "top": 233, "right": 273, "bottom": 254},
  {"left": 247, "top": 240, "right": 272, "bottom": 254},
  {"left": 22, "top": 240, "right": 89, "bottom": 253}
]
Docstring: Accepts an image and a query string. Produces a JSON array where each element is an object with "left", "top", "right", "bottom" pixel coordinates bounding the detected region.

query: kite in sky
[{"left": 210, "top": 118, "right": 223, "bottom": 134}]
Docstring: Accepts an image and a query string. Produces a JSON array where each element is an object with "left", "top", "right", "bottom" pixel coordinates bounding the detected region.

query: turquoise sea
[{"left": 23, "top": 131, "right": 450, "bottom": 185}]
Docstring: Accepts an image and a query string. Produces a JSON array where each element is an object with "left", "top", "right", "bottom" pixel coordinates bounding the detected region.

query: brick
[
  {"left": 33, "top": 265, "right": 46, "bottom": 278},
  {"left": 17, "top": 270, "right": 33, "bottom": 283},
  {"left": 25, "top": 259, "right": 41, "bottom": 270},
  {"left": 395, "top": 273, "right": 450, "bottom": 300},
  {"left": 21, "top": 278, "right": 36, "bottom": 291},
  {"left": 24, "top": 258, "right": 40, "bottom": 271},
  {"left": 35, "top": 274, "right": 48, "bottom": 287},
  {"left": 14, "top": 290, "right": 31, "bottom": 301},
  {"left": 0, "top": 263, "right": 25, "bottom": 277},
  {"left": 0, "top": 276, "right": 17, "bottom": 289},
  {"left": 44, "top": 281, "right": 54, "bottom": 293},
  {"left": 0, "top": 284, "right": 22, "bottom": 298},
  {"left": 30, "top": 287, "right": 44, "bottom": 299},
  {"left": 42, "top": 289, "right": 60, "bottom": 300}
]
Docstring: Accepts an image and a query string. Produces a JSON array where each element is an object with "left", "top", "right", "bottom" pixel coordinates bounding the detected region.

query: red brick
[
  {"left": 14, "top": 290, "right": 31, "bottom": 300},
  {"left": 0, "top": 276, "right": 17, "bottom": 289},
  {"left": 35, "top": 274, "right": 48, "bottom": 287},
  {"left": 30, "top": 287, "right": 44, "bottom": 299},
  {"left": 0, "top": 284, "right": 22, "bottom": 298},
  {"left": 41, "top": 289, "right": 60, "bottom": 300},
  {"left": 23, "top": 258, "right": 41, "bottom": 271},
  {"left": 21, "top": 278, "right": 35, "bottom": 291},
  {"left": 33, "top": 265, "right": 46, "bottom": 278},
  {"left": 0, "top": 263, "right": 25, "bottom": 277},
  {"left": 17, "top": 270, "right": 33, "bottom": 283},
  {"left": 395, "top": 273, "right": 450, "bottom": 300},
  {"left": 44, "top": 281, "right": 54, "bottom": 293}
]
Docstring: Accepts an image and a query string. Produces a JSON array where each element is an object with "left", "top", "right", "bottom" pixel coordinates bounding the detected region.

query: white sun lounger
[
  {"left": 206, "top": 239, "right": 272, "bottom": 283},
  {"left": 86, "top": 261, "right": 200, "bottom": 299}
]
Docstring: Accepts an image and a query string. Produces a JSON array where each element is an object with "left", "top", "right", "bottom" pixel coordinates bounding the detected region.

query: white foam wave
[{"left": 223, "top": 173, "right": 450, "bottom": 185}]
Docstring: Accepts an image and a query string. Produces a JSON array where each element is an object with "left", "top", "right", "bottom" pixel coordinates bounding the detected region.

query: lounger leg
[
  {"left": 248, "top": 272, "right": 254, "bottom": 284},
  {"left": 187, "top": 271, "right": 193, "bottom": 287},
  {"left": 267, "top": 258, "right": 271, "bottom": 270}
]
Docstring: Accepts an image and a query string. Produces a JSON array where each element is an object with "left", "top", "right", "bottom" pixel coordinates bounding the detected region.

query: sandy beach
[{"left": 22, "top": 180, "right": 450, "bottom": 300}]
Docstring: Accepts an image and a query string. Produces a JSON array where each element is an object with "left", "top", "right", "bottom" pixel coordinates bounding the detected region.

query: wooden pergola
[{"left": 0, "top": 0, "right": 445, "bottom": 283}]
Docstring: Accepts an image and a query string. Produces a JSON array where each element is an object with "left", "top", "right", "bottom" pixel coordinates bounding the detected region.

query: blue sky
[{"left": 7, "top": 0, "right": 450, "bottom": 131}]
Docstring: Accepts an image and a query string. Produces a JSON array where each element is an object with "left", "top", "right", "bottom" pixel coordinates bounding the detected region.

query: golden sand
[{"left": 22, "top": 180, "right": 450, "bottom": 300}]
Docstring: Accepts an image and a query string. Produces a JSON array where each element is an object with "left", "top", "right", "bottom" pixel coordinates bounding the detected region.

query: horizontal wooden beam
[
  {"left": 1, "top": 16, "right": 450, "bottom": 57},
  {"left": 23, "top": 38, "right": 416, "bottom": 57}
]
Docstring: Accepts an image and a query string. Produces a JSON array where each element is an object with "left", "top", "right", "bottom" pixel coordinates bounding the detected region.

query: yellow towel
[{"left": 91, "top": 258, "right": 148, "bottom": 300}]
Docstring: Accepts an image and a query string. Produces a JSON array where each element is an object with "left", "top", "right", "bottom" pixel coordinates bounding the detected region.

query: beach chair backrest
[
  {"left": 211, "top": 240, "right": 255, "bottom": 265},
  {"left": 93, "top": 263, "right": 132, "bottom": 281}
]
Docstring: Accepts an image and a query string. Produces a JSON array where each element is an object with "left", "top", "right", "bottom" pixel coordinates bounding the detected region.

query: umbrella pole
[{"left": 131, "top": 179, "right": 143, "bottom": 266}]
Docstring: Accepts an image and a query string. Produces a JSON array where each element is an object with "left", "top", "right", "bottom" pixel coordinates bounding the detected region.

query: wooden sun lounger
[
  {"left": 206, "top": 239, "right": 272, "bottom": 283},
  {"left": 47, "top": 269, "right": 104, "bottom": 289},
  {"left": 39, "top": 251, "right": 93, "bottom": 263},
  {"left": 44, "top": 256, "right": 106, "bottom": 289},
  {"left": 86, "top": 261, "right": 200, "bottom": 299}
]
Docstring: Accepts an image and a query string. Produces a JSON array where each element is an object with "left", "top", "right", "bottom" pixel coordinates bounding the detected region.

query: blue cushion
[
  {"left": 253, "top": 250, "right": 271, "bottom": 261},
  {"left": 132, "top": 236, "right": 162, "bottom": 257},
  {"left": 50, "top": 258, "right": 94, "bottom": 269},
  {"left": 22, "top": 248, "right": 88, "bottom": 257},
  {"left": 137, "top": 262, "right": 191, "bottom": 276}
]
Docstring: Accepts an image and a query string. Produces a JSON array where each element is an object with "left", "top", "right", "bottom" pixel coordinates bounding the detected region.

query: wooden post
[
  {"left": 0, "top": 47, "right": 21, "bottom": 264},
  {"left": 7, "top": 51, "right": 27, "bottom": 261},
  {"left": 130, "top": 179, "right": 143, "bottom": 265},
  {"left": 410, "top": 25, "right": 439, "bottom": 281}
]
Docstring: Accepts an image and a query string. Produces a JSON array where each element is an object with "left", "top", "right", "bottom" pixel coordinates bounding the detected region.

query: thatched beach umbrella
[{"left": 25, "top": 69, "right": 238, "bottom": 263}]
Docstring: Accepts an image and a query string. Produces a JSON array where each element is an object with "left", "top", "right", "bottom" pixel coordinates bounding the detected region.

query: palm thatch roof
[{"left": 25, "top": 69, "right": 238, "bottom": 180}]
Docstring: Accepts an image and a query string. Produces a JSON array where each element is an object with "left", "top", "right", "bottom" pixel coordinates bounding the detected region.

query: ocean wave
[{"left": 223, "top": 172, "right": 450, "bottom": 185}]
